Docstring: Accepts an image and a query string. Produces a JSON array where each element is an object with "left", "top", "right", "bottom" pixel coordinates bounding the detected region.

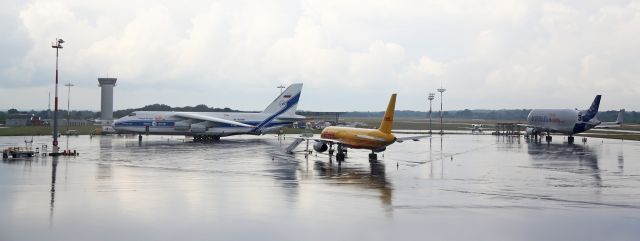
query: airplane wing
[
  {"left": 287, "top": 134, "right": 431, "bottom": 154},
  {"left": 518, "top": 123, "right": 556, "bottom": 132},
  {"left": 296, "top": 137, "right": 346, "bottom": 144},
  {"left": 174, "top": 112, "right": 255, "bottom": 128},
  {"left": 295, "top": 134, "right": 431, "bottom": 143},
  {"left": 286, "top": 136, "right": 346, "bottom": 154},
  {"left": 395, "top": 135, "right": 431, "bottom": 143},
  {"left": 594, "top": 124, "right": 620, "bottom": 129},
  {"left": 354, "top": 134, "right": 388, "bottom": 142},
  {"left": 517, "top": 123, "right": 571, "bottom": 134}
]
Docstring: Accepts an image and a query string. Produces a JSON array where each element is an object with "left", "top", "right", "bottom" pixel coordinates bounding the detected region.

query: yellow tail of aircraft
[{"left": 378, "top": 94, "right": 396, "bottom": 134}]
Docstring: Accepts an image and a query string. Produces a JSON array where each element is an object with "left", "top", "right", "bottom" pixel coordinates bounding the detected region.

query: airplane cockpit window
[{"left": 128, "top": 113, "right": 136, "bottom": 117}]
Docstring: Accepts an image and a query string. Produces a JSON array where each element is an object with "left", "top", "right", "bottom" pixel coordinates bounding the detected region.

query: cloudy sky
[{"left": 0, "top": 0, "right": 638, "bottom": 112}]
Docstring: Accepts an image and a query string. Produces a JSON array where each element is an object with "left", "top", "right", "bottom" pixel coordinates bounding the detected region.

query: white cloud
[
  {"left": 398, "top": 56, "right": 446, "bottom": 89},
  {"left": 0, "top": 0, "right": 639, "bottom": 111}
]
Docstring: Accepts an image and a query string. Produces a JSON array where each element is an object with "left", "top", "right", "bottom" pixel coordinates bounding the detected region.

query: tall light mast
[
  {"left": 64, "top": 82, "right": 74, "bottom": 132},
  {"left": 437, "top": 87, "right": 446, "bottom": 135},
  {"left": 428, "top": 93, "right": 435, "bottom": 135},
  {"left": 48, "top": 91, "right": 51, "bottom": 120},
  {"left": 51, "top": 38, "right": 64, "bottom": 155}
]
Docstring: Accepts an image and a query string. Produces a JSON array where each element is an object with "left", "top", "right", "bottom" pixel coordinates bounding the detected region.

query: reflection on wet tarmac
[
  {"left": 618, "top": 150, "right": 624, "bottom": 174},
  {"left": 50, "top": 158, "right": 57, "bottom": 227},
  {"left": 312, "top": 160, "right": 392, "bottom": 207},
  {"left": 527, "top": 142, "right": 601, "bottom": 188},
  {"left": 1, "top": 135, "right": 640, "bottom": 241}
]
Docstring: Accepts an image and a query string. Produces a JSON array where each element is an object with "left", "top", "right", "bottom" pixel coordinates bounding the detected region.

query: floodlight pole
[
  {"left": 51, "top": 38, "right": 64, "bottom": 154},
  {"left": 437, "top": 88, "right": 446, "bottom": 135},
  {"left": 48, "top": 91, "right": 51, "bottom": 120},
  {"left": 277, "top": 85, "right": 285, "bottom": 94},
  {"left": 64, "top": 83, "right": 74, "bottom": 132},
  {"left": 428, "top": 93, "right": 435, "bottom": 135}
]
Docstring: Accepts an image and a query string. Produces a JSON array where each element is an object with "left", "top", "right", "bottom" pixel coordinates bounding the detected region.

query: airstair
[{"left": 285, "top": 132, "right": 313, "bottom": 154}]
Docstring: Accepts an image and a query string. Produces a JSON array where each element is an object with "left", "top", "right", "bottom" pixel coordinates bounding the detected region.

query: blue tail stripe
[{"left": 252, "top": 93, "right": 300, "bottom": 132}]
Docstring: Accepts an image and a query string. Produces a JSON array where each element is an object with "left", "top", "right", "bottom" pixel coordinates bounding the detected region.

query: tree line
[
  {"left": 0, "top": 104, "right": 242, "bottom": 123},
  {"left": 343, "top": 109, "right": 639, "bottom": 123},
  {"left": 1, "top": 106, "right": 638, "bottom": 123}
]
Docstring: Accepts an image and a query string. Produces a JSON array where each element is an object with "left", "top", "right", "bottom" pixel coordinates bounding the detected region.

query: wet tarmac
[{"left": 1, "top": 134, "right": 639, "bottom": 241}]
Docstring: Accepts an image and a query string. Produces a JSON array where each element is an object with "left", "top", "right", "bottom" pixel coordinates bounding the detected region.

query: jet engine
[
  {"left": 190, "top": 123, "right": 207, "bottom": 133},
  {"left": 174, "top": 121, "right": 190, "bottom": 131},
  {"left": 313, "top": 142, "right": 328, "bottom": 152}
]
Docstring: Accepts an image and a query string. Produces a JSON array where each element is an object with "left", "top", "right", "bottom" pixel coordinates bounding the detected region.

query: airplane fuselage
[
  {"left": 114, "top": 111, "right": 294, "bottom": 136},
  {"left": 320, "top": 126, "right": 396, "bottom": 151},
  {"left": 526, "top": 109, "right": 599, "bottom": 135}
]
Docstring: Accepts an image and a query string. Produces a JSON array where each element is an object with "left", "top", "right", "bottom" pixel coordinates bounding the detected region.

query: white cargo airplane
[
  {"left": 114, "top": 83, "right": 304, "bottom": 141},
  {"left": 521, "top": 95, "right": 624, "bottom": 143}
]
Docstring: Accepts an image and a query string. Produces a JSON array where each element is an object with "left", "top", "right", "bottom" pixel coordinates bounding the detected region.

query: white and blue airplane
[
  {"left": 114, "top": 83, "right": 305, "bottom": 141},
  {"left": 521, "top": 95, "right": 624, "bottom": 143}
]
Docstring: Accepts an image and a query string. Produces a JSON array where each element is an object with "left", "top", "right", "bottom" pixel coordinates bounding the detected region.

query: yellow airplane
[{"left": 294, "top": 94, "right": 430, "bottom": 162}]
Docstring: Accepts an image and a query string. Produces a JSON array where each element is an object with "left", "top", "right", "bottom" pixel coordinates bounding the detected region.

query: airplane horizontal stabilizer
[{"left": 396, "top": 135, "right": 431, "bottom": 143}]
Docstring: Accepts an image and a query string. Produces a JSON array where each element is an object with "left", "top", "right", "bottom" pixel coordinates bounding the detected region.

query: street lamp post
[
  {"left": 428, "top": 93, "right": 435, "bottom": 135},
  {"left": 51, "top": 38, "right": 64, "bottom": 155},
  {"left": 64, "top": 82, "right": 74, "bottom": 132},
  {"left": 437, "top": 88, "right": 446, "bottom": 135}
]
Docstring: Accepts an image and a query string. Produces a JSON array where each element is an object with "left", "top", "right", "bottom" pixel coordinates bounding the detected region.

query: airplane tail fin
[
  {"left": 253, "top": 83, "right": 303, "bottom": 133},
  {"left": 616, "top": 109, "right": 625, "bottom": 124},
  {"left": 582, "top": 95, "right": 601, "bottom": 121},
  {"left": 378, "top": 94, "right": 397, "bottom": 134},
  {"left": 262, "top": 83, "right": 303, "bottom": 117}
]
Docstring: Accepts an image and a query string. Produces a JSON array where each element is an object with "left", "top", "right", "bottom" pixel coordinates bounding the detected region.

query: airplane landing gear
[
  {"left": 568, "top": 136, "right": 574, "bottom": 144},
  {"left": 369, "top": 152, "right": 378, "bottom": 161},
  {"left": 336, "top": 144, "right": 346, "bottom": 163},
  {"left": 545, "top": 133, "right": 552, "bottom": 143},
  {"left": 193, "top": 135, "right": 221, "bottom": 142},
  {"left": 328, "top": 143, "right": 334, "bottom": 157}
]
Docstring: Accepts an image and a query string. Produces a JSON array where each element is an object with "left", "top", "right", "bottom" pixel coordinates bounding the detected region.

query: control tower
[{"left": 98, "top": 77, "right": 117, "bottom": 125}]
